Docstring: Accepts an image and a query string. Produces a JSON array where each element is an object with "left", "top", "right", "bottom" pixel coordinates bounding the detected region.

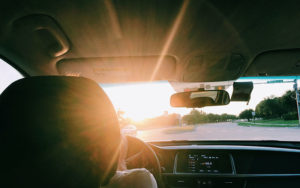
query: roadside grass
[
  {"left": 253, "top": 119, "right": 298, "bottom": 124},
  {"left": 238, "top": 119, "right": 299, "bottom": 127},
  {"left": 163, "top": 125, "right": 195, "bottom": 134}
]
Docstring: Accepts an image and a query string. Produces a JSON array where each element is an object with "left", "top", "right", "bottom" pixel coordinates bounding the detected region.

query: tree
[
  {"left": 255, "top": 90, "right": 297, "bottom": 120},
  {"left": 220, "top": 113, "right": 237, "bottom": 122},
  {"left": 255, "top": 98, "right": 283, "bottom": 119},
  {"left": 207, "top": 113, "right": 219, "bottom": 122},
  {"left": 239, "top": 109, "right": 254, "bottom": 121},
  {"left": 182, "top": 109, "right": 207, "bottom": 124},
  {"left": 182, "top": 109, "right": 237, "bottom": 124},
  {"left": 280, "top": 90, "right": 297, "bottom": 114}
]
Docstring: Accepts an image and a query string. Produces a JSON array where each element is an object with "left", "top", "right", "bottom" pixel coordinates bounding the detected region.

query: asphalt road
[{"left": 137, "top": 122, "right": 300, "bottom": 142}]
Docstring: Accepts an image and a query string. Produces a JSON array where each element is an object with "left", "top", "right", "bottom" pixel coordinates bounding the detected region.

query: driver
[{"left": 103, "top": 135, "right": 158, "bottom": 188}]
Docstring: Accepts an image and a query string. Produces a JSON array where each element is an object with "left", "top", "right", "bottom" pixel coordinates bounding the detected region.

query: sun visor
[
  {"left": 244, "top": 49, "right": 300, "bottom": 77},
  {"left": 57, "top": 56, "right": 177, "bottom": 83},
  {"left": 182, "top": 53, "right": 246, "bottom": 82}
]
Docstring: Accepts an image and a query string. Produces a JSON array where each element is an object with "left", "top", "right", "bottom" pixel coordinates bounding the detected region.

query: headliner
[{"left": 1, "top": 0, "right": 300, "bottom": 83}]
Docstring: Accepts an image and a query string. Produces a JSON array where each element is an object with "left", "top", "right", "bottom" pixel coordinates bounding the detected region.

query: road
[{"left": 137, "top": 122, "right": 300, "bottom": 142}]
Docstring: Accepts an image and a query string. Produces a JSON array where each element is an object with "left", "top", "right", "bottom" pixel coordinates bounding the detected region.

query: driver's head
[{"left": 0, "top": 76, "right": 121, "bottom": 188}]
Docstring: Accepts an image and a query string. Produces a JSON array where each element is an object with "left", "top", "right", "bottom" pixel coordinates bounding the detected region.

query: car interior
[{"left": 1, "top": 0, "right": 300, "bottom": 188}]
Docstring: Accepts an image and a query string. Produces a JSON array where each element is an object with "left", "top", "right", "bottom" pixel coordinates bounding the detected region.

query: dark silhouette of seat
[{"left": 0, "top": 76, "right": 121, "bottom": 188}]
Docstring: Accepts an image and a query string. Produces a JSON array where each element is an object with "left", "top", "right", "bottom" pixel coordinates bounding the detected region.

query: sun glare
[{"left": 102, "top": 82, "right": 187, "bottom": 121}]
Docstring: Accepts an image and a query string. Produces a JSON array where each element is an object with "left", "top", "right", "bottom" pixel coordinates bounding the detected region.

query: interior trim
[
  {"left": 162, "top": 173, "right": 300, "bottom": 178},
  {"left": 155, "top": 145, "right": 300, "bottom": 153}
]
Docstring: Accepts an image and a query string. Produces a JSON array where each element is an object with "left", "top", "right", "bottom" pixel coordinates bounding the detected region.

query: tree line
[
  {"left": 239, "top": 90, "right": 298, "bottom": 121},
  {"left": 182, "top": 109, "right": 237, "bottom": 125},
  {"left": 182, "top": 90, "right": 298, "bottom": 124}
]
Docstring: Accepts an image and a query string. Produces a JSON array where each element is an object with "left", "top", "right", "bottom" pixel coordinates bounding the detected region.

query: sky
[
  {"left": 0, "top": 58, "right": 297, "bottom": 122},
  {"left": 0, "top": 59, "right": 23, "bottom": 92}
]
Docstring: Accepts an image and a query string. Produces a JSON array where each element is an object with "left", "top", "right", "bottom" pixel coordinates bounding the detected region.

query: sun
[{"left": 102, "top": 82, "right": 179, "bottom": 121}]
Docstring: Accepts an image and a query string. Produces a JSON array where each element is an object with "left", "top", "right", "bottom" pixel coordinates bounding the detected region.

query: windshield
[{"left": 102, "top": 77, "right": 300, "bottom": 142}]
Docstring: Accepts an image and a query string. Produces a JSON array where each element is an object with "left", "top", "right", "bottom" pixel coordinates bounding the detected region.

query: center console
[
  {"left": 176, "top": 152, "right": 233, "bottom": 174},
  {"left": 166, "top": 151, "right": 243, "bottom": 188}
]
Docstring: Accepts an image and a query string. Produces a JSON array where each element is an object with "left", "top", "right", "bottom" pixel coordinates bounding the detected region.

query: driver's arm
[
  {"left": 104, "top": 168, "right": 157, "bottom": 188},
  {"left": 103, "top": 135, "right": 158, "bottom": 188}
]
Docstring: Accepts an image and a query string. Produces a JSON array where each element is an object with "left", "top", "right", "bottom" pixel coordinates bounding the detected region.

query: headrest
[{"left": 0, "top": 76, "right": 120, "bottom": 188}]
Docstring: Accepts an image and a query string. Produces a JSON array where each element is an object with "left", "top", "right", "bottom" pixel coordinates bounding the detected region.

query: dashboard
[{"left": 149, "top": 141, "right": 300, "bottom": 188}]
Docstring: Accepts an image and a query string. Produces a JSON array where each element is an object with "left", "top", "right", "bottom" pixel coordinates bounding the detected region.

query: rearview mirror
[{"left": 170, "top": 90, "right": 230, "bottom": 108}]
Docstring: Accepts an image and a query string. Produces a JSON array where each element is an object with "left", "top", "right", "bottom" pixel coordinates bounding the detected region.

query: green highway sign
[{"left": 267, "top": 80, "right": 283, "bottom": 84}]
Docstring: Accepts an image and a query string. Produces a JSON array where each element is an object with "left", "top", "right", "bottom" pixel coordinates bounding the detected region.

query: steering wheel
[{"left": 125, "top": 136, "right": 164, "bottom": 188}]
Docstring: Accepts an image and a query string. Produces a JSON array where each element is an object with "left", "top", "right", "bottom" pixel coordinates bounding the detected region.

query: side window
[{"left": 0, "top": 59, "right": 23, "bottom": 94}]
